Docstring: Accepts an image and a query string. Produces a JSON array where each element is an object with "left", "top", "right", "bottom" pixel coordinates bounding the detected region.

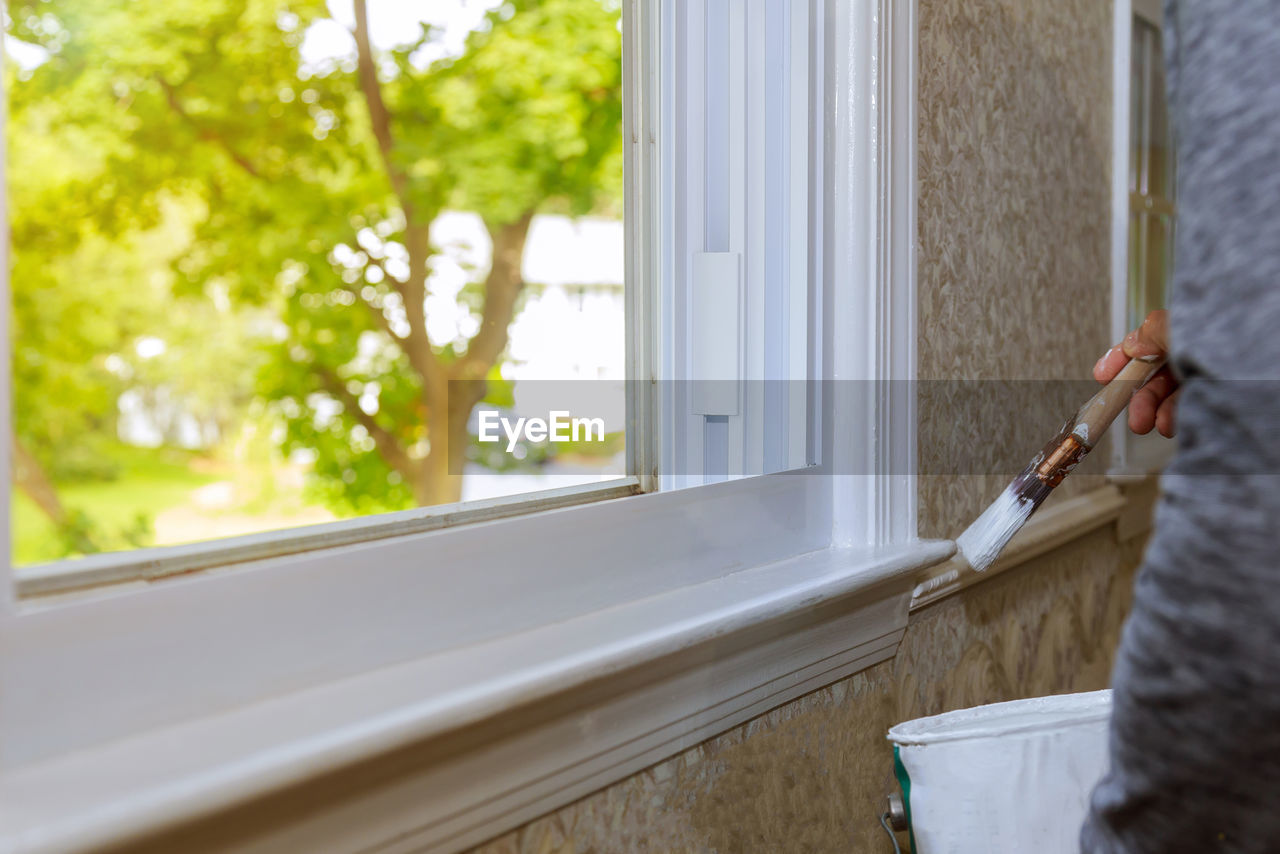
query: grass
[{"left": 12, "top": 444, "right": 219, "bottom": 566}]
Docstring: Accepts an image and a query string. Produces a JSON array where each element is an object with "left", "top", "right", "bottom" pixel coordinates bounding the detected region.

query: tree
[{"left": 7, "top": 0, "right": 624, "bottom": 516}]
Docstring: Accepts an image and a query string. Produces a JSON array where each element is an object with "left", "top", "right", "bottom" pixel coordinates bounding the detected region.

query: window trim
[
  {"left": 0, "top": 540, "right": 953, "bottom": 854},
  {"left": 14, "top": 478, "right": 641, "bottom": 599},
  {"left": 1110, "top": 0, "right": 1175, "bottom": 476},
  {"left": 0, "top": 0, "right": 929, "bottom": 850},
  {"left": 826, "top": 0, "right": 919, "bottom": 547}
]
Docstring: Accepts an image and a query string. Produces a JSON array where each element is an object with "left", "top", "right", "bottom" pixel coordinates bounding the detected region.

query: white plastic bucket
[{"left": 887, "top": 690, "right": 1112, "bottom": 854}]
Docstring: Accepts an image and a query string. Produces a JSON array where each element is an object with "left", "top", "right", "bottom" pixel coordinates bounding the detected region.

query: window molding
[
  {"left": 0, "top": 0, "right": 924, "bottom": 851},
  {"left": 0, "top": 540, "right": 953, "bottom": 854},
  {"left": 661, "top": 0, "right": 825, "bottom": 486},
  {"left": 2, "top": 472, "right": 836, "bottom": 771},
  {"left": 826, "top": 0, "right": 918, "bottom": 547},
  {"left": 1110, "top": 0, "right": 1133, "bottom": 417},
  {"left": 1109, "top": 0, "right": 1175, "bottom": 477},
  {"left": 15, "top": 478, "right": 641, "bottom": 599},
  {"left": 623, "top": 0, "right": 662, "bottom": 493}
]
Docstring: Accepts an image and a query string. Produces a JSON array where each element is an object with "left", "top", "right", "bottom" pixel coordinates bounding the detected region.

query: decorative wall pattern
[
  {"left": 467, "top": 0, "right": 1127, "bottom": 851},
  {"left": 915, "top": 0, "right": 1115, "bottom": 536}
]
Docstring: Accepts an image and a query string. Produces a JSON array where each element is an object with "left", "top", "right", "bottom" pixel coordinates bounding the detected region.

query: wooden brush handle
[{"left": 1073, "top": 356, "right": 1167, "bottom": 447}]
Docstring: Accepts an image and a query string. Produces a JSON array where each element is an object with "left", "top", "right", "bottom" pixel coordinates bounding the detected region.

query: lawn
[{"left": 11, "top": 444, "right": 220, "bottom": 566}]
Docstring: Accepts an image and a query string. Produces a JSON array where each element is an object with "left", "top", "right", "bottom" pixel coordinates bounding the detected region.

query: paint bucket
[{"left": 886, "top": 690, "right": 1111, "bottom": 854}]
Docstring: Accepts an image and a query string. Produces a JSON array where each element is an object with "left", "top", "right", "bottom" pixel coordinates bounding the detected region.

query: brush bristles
[{"left": 957, "top": 467, "right": 1054, "bottom": 571}]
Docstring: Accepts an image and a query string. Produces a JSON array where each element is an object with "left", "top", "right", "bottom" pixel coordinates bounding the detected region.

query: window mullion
[{"left": 670, "top": 0, "right": 818, "bottom": 486}]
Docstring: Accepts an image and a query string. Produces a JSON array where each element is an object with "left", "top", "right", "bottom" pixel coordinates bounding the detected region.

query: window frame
[
  {"left": 1110, "top": 0, "right": 1176, "bottom": 476},
  {"left": 0, "top": 1, "right": 937, "bottom": 850}
]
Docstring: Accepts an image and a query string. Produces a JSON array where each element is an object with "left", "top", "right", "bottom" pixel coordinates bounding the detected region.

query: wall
[
  {"left": 468, "top": 0, "right": 1128, "bottom": 851},
  {"left": 915, "top": 0, "right": 1115, "bottom": 534}
]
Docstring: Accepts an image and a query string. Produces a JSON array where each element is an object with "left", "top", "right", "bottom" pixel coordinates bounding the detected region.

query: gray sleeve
[{"left": 1081, "top": 2, "right": 1280, "bottom": 853}]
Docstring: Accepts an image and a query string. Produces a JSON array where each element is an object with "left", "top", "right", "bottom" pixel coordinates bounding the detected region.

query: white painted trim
[
  {"left": 0, "top": 540, "right": 953, "bottom": 854},
  {"left": 623, "top": 0, "right": 661, "bottom": 491},
  {"left": 1, "top": 471, "right": 834, "bottom": 771},
  {"left": 786, "top": 0, "right": 811, "bottom": 470},
  {"left": 884, "top": 0, "right": 919, "bottom": 543},
  {"left": 1110, "top": 0, "right": 1133, "bottom": 476},
  {"left": 725, "top": 0, "right": 747, "bottom": 477},
  {"left": 15, "top": 478, "right": 640, "bottom": 598},
  {"left": 666, "top": 0, "right": 828, "bottom": 485},
  {"left": 826, "top": 0, "right": 918, "bottom": 547}
]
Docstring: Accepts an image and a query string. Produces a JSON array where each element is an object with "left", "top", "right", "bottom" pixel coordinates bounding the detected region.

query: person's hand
[{"left": 1093, "top": 309, "right": 1178, "bottom": 438}]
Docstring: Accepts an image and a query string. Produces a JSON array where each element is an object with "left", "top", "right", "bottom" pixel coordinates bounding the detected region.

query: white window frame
[
  {"left": 0, "top": 2, "right": 947, "bottom": 851},
  {"left": 1110, "top": 0, "right": 1176, "bottom": 476}
]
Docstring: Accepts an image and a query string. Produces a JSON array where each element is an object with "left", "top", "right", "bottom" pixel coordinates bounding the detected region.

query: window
[
  {"left": 7, "top": 0, "right": 635, "bottom": 590},
  {"left": 0, "top": 2, "right": 927, "bottom": 851},
  {"left": 1127, "top": 9, "right": 1176, "bottom": 329},
  {"left": 6, "top": 0, "right": 835, "bottom": 596},
  {"left": 1111, "top": 0, "right": 1177, "bottom": 474}
]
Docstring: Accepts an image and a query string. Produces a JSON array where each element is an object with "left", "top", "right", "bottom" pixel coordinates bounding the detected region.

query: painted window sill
[{"left": 0, "top": 539, "right": 953, "bottom": 854}]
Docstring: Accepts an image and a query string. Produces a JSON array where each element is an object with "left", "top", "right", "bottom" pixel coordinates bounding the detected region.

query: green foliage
[
  {"left": 7, "top": 0, "right": 623, "bottom": 531},
  {"left": 415, "top": 0, "right": 624, "bottom": 223},
  {"left": 11, "top": 444, "right": 211, "bottom": 564}
]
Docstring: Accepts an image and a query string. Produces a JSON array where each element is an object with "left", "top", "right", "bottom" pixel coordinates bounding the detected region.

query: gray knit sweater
[{"left": 1081, "top": 2, "right": 1280, "bottom": 852}]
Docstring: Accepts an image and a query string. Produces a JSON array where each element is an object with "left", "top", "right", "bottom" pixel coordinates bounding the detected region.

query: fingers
[
  {"left": 1093, "top": 344, "right": 1131, "bottom": 384},
  {"left": 1128, "top": 366, "right": 1178, "bottom": 435},
  {"left": 1122, "top": 309, "right": 1169, "bottom": 359},
  {"left": 1094, "top": 310, "right": 1170, "bottom": 384},
  {"left": 1155, "top": 387, "right": 1180, "bottom": 438}
]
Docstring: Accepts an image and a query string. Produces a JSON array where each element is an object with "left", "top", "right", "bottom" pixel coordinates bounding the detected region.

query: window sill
[
  {"left": 15, "top": 478, "right": 643, "bottom": 600},
  {"left": 0, "top": 539, "right": 952, "bottom": 854}
]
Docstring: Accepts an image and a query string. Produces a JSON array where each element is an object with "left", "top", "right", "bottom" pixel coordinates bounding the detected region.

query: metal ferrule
[{"left": 1034, "top": 432, "right": 1088, "bottom": 487}]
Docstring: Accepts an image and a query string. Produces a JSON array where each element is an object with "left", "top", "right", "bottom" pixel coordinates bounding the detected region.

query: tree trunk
[
  {"left": 12, "top": 434, "right": 68, "bottom": 526},
  {"left": 413, "top": 212, "right": 536, "bottom": 506},
  {"left": 416, "top": 375, "right": 485, "bottom": 506},
  {"left": 12, "top": 433, "right": 96, "bottom": 553}
]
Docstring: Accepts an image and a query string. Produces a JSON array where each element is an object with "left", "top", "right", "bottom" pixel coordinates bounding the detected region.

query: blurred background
[{"left": 5, "top": 0, "right": 625, "bottom": 565}]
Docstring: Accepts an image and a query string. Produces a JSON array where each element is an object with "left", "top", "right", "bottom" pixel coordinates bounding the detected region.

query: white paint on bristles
[{"left": 956, "top": 471, "right": 1050, "bottom": 571}]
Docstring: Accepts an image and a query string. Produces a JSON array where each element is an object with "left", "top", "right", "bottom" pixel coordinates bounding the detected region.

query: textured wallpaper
[
  {"left": 466, "top": 0, "right": 1124, "bottom": 851},
  {"left": 916, "top": 0, "right": 1115, "bottom": 536}
]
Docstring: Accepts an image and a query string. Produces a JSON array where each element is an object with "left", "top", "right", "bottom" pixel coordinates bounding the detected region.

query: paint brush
[{"left": 956, "top": 355, "right": 1166, "bottom": 571}]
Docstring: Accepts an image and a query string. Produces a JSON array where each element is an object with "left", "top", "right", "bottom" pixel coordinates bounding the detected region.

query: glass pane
[
  {"left": 7, "top": 0, "right": 626, "bottom": 566},
  {"left": 1126, "top": 16, "right": 1176, "bottom": 330},
  {"left": 1128, "top": 211, "right": 1148, "bottom": 330},
  {"left": 1143, "top": 25, "right": 1175, "bottom": 201},
  {"left": 1129, "top": 20, "right": 1150, "bottom": 195},
  {"left": 1144, "top": 214, "right": 1174, "bottom": 313}
]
